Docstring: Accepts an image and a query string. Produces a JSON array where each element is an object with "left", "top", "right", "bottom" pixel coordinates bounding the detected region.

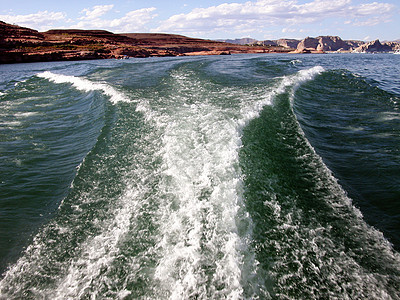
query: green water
[{"left": 0, "top": 54, "right": 399, "bottom": 299}]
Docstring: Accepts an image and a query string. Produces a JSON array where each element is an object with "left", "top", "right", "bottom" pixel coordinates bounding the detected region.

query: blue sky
[{"left": 1, "top": 0, "right": 399, "bottom": 41}]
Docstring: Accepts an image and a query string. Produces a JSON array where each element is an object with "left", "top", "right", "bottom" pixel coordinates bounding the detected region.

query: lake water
[{"left": 0, "top": 53, "right": 399, "bottom": 299}]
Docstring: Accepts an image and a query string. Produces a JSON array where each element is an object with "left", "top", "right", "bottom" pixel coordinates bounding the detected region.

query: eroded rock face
[
  {"left": 386, "top": 42, "right": 400, "bottom": 51},
  {"left": 316, "top": 36, "right": 350, "bottom": 51},
  {"left": 296, "top": 36, "right": 357, "bottom": 52},
  {"left": 296, "top": 37, "right": 320, "bottom": 52},
  {"left": 219, "top": 38, "right": 257, "bottom": 45},
  {"left": 353, "top": 39, "right": 393, "bottom": 53},
  {"left": 0, "top": 21, "right": 281, "bottom": 63},
  {"left": 2, "top": 20, "right": 399, "bottom": 64},
  {"left": 0, "top": 21, "right": 44, "bottom": 47},
  {"left": 254, "top": 39, "right": 300, "bottom": 49},
  {"left": 345, "top": 40, "right": 365, "bottom": 50},
  {"left": 276, "top": 39, "right": 300, "bottom": 49},
  {"left": 295, "top": 36, "right": 399, "bottom": 53}
]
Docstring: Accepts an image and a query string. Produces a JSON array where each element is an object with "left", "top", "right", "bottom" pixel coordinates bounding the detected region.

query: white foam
[
  {"left": 0, "top": 64, "right": 329, "bottom": 299},
  {"left": 238, "top": 66, "right": 324, "bottom": 128},
  {"left": 15, "top": 112, "right": 39, "bottom": 118},
  {"left": 378, "top": 111, "right": 400, "bottom": 121},
  {"left": 153, "top": 105, "right": 244, "bottom": 298},
  {"left": 0, "top": 123, "right": 162, "bottom": 299},
  {"left": 51, "top": 187, "right": 140, "bottom": 299},
  {"left": 140, "top": 70, "right": 262, "bottom": 299},
  {"left": 0, "top": 120, "right": 21, "bottom": 127},
  {"left": 150, "top": 67, "right": 328, "bottom": 298},
  {"left": 290, "top": 59, "right": 302, "bottom": 65},
  {"left": 37, "top": 71, "right": 130, "bottom": 104}
]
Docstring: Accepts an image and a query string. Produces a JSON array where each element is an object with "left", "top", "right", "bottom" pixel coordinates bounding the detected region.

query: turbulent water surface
[{"left": 0, "top": 54, "right": 399, "bottom": 299}]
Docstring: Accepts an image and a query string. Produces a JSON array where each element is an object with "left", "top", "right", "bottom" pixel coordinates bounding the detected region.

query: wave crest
[{"left": 37, "top": 71, "right": 129, "bottom": 104}]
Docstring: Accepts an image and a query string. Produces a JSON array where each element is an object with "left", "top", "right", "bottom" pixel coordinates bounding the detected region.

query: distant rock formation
[
  {"left": 276, "top": 39, "right": 300, "bottom": 49},
  {"left": 256, "top": 40, "right": 277, "bottom": 46},
  {"left": 217, "top": 38, "right": 258, "bottom": 45},
  {"left": 255, "top": 39, "right": 300, "bottom": 49},
  {"left": 2, "top": 20, "right": 400, "bottom": 64},
  {"left": 345, "top": 40, "right": 366, "bottom": 50},
  {"left": 295, "top": 36, "right": 365, "bottom": 52},
  {"left": 0, "top": 21, "right": 283, "bottom": 64},
  {"left": 296, "top": 37, "right": 320, "bottom": 52},
  {"left": 316, "top": 36, "right": 353, "bottom": 51},
  {"left": 229, "top": 35, "right": 399, "bottom": 53},
  {"left": 386, "top": 42, "right": 400, "bottom": 51},
  {"left": 0, "top": 21, "right": 44, "bottom": 47},
  {"left": 353, "top": 39, "right": 393, "bottom": 53}
]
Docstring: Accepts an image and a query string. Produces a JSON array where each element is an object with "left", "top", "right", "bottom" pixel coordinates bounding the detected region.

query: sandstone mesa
[
  {"left": 0, "top": 21, "right": 286, "bottom": 64},
  {"left": 1, "top": 21, "right": 399, "bottom": 64}
]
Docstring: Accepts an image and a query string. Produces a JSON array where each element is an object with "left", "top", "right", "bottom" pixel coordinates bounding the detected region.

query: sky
[{"left": 0, "top": 0, "right": 399, "bottom": 41}]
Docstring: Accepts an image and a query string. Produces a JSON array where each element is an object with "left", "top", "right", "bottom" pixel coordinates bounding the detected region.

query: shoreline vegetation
[{"left": 1, "top": 21, "right": 400, "bottom": 64}]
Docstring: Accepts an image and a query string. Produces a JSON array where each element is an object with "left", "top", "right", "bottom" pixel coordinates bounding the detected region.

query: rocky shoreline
[
  {"left": 0, "top": 21, "right": 288, "bottom": 64},
  {"left": 224, "top": 36, "right": 400, "bottom": 54},
  {"left": 292, "top": 36, "right": 399, "bottom": 54},
  {"left": 1, "top": 21, "right": 400, "bottom": 64}
]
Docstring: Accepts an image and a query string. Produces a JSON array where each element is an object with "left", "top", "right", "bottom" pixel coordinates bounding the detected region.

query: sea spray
[
  {"left": 1, "top": 55, "right": 399, "bottom": 299},
  {"left": 238, "top": 65, "right": 324, "bottom": 127},
  {"left": 37, "top": 71, "right": 130, "bottom": 104},
  {"left": 239, "top": 64, "right": 400, "bottom": 299}
]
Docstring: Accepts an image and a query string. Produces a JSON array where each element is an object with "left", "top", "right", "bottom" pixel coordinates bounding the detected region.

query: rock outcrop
[
  {"left": 256, "top": 40, "right": 277, "bottom": 46},
  {"left": 276, "top": 39, "right": 300, "bottom": 49},
  {"left": 386, "top": 42, "right": 400, "bottom": 51},
  {"left": 2, "top": 20, "right": 400, "bottom": 64},
  {"left": 293, "top": 36, "right": 395, "bottom": 53},
  {"left": 254, "top": 35, "right": 399, "bottom": 53},
  {"left": 0, "top": 21, "right": 44, "bottom": 45},
  {"left": 296, "top": 37, "right": 321, "bottom": 52},
  {"left": 295, "top": 36, "right": 359, "bottom": 52},
  {"left": 316, "top": 36, "right": 352, "bottom": 51},
  {"left": 218, "top": 38, "right": 257, "bottom": 45},
  {"left": 353, "top": 39, "right": 393, "bottom": 53},
  {"left": 0, "top": 21, "right": 280, "bottom": 64},
  {"left": 345, "top": 40, "right": 366, "bottom": 50},
  {"left": 255, "top": 39, "right": 300, "bottom": 50}
]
